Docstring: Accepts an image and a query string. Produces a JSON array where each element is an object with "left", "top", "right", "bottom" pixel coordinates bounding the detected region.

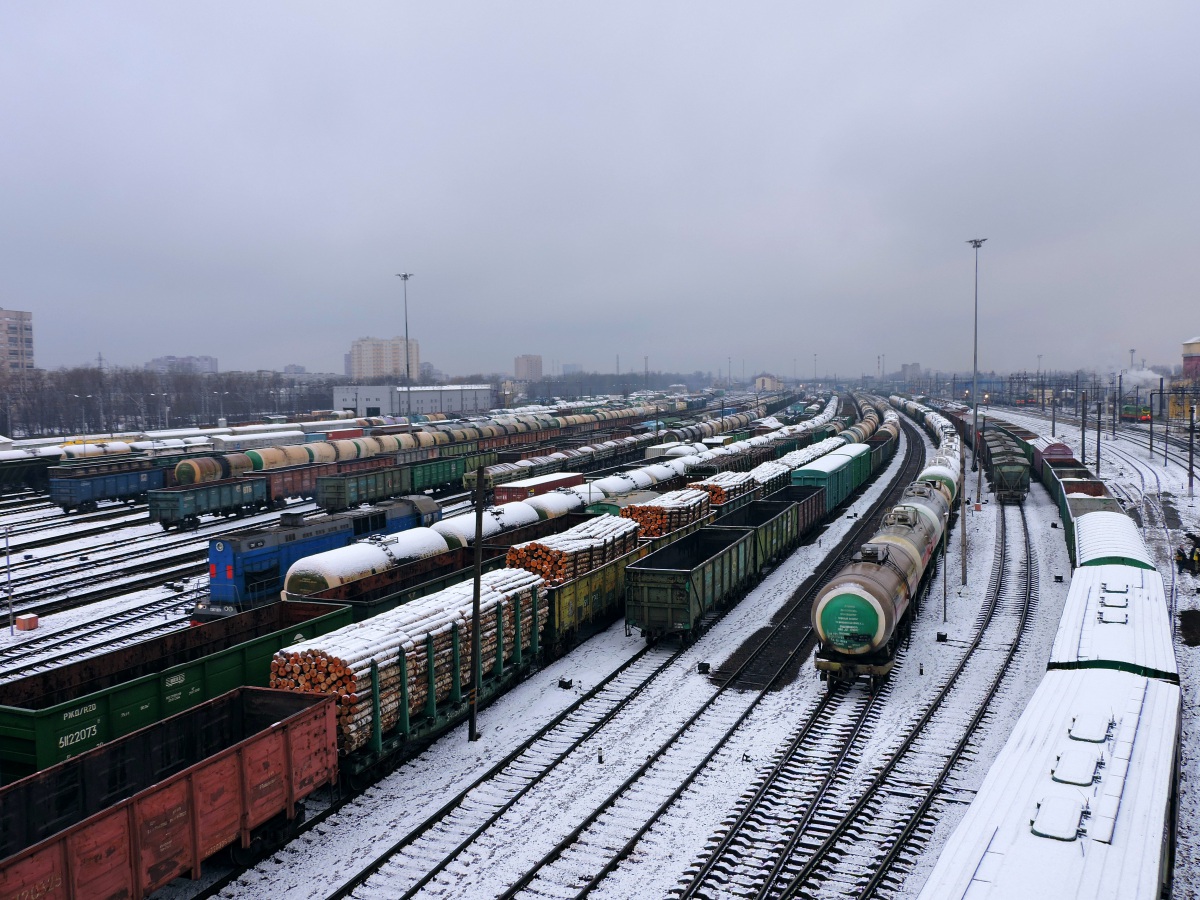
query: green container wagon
[
  {"left": 626, "top": 526, "right": 756, "bottom": 643},
  {"left": 829, "top": 443, "right": 872, "bottom": 488},
  {"left": 710, "top": 500, "right": 801, "bottom": 571},
  {"left": 0, "top": 601, "right": 350, "bottom": 784},
  {"left": 792, "top": 454, "right": 853, "bottom": 514},
  {"left": 148, "top": 478, "right": 270, "bottom": 530},
  {"left": 410, "top": 456, "right": 466, "bottom": 493},
  {"left": 1062, "top": 495, "right": 1126, "bottom": 564},
  {"left": 315, "top": 467, "right": 408, "bottom": 510}
]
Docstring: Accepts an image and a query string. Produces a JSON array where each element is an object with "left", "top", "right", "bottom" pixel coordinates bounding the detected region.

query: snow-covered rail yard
[{"left": 0, "top": 394, "right": 1192, "bottom": 900}]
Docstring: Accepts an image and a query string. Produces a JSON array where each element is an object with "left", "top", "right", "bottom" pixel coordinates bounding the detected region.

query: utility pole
[
  {"left": 1189, "top": 405, "right": 1195, "bottom": 500},
  {"left": 468, "top": 464, "right": 485, "bottom": 742},
  {"left": 1164, "top": 390, "right": 1171, "bottom": 466},
  {"left": 1081, "top": 391, "right": 1088, "bottom": 465},
  {"left": 396, "top": 272, "right": 414, "bottom": 420},
  {"left": 5, "top": 527, "right": 11, "bottom": 636},
  {"left": 967, "top": 238, "right": 987, "bottom": 474},
  {"left": 976, "top": 414, "right": 985, "bottom": 500},
  {"left": 1096, "top": 395, "right": 1103, "bottom": 475},
  {"left": 1115, "top": 373, "right": 1122, "bottom": 438},
  {"left": 960, "top": 449, "right": 967, "bottom": 586}
]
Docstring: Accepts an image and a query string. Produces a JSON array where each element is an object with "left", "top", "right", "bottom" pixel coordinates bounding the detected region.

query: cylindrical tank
[
  {"left": 282, "top": 528, "right": 451, "bottom": 598},
  {"left": 246, "top": 447, "right": 288, "bottom": 471},
  {"left": 175, "top": 456, "right": 223, "bottom": 485},
  {"left": 305, "top": 442, "right": 338, "bottom": 464},
  {"left": 221, "top": 453, "right": 255, "bottom": 479},
  {"left": 282, "top": 445, "right": 312, "bottom": 466}
]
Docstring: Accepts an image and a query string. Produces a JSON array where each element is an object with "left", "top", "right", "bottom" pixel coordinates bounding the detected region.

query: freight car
[
  {"left": 149, "top": 456, "right": 400, "bottom": 529},
  {"left": 194, "top": 496, "right": 442, "bottom": 621},
  {"left": 625, "top": 426, "right": 895, "bottom": 644},
  {"left": 918, "top": 419, "right": 1179, "bottom": 900},
  {"left": 812, "top": 400, "right": 960, "bottom": 686},
  {"left": 0, "top": 688, "right": 337, "bottom": 899},
  {"left": 0, "top": 601, "right": 350, "bottom": 783},
  {"left": 315, "top": 454, "right": 496, "bottom": 510},
  {"left": 624, "top": 527, "right": 758, "bottom": 644}
]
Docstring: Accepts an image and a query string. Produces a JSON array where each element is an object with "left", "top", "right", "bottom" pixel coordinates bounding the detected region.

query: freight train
[
  {"left": 0, "top": 395, "right": 855, "bottom": 893},
  {"left": 277, "top": 397, "right": 848, "bottom": 608},
  {"left": 811, "top": 398, "right": 962, "bottom": 687},
  {"left": 189, "top": 401, "right": 839, "bottom": 622},
  {"left": 193, "top": 496, "right": 442, "bottom": 622},
  {"left": 625, "top": 397, "right": 895, "bottom": 643},
  {"left": 917, "top": 411, "right": 1179, "bottom": 900},
  {"left": 0, "top": 400, "right": 674, "bottom": 496}
]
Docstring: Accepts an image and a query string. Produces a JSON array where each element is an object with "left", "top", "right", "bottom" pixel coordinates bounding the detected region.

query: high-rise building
[
  {"left": 514, "top": 354, "right": 543, "bottom": 381},
  {"left": 901, "top": 362, "right": 923, "bottom": 383},
  {"left": 349, "top": 337, "right": 420, "bottom": 381},
  {"left": 0, "top": 309, "right": 34, "bottom": 373}
]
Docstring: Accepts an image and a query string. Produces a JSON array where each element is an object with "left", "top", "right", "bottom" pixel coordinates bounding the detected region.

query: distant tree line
[{"left": 0, "top": 367, "right": 347, "bottom": 438}]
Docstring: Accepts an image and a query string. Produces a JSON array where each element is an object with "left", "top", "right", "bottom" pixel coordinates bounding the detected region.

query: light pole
[
  {"left": 813, "top": 353, "right": 817, "bottom": 383},
  {"left": 397, "top": 272, "right": 414, "bottom": 420},
  {"left": 967, "top": 238, "right": 987, "bottom": 473}
]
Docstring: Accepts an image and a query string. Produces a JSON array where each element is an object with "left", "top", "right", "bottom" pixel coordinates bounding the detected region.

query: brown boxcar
[
  {"left": 0, "top": 687, "right": 336, "bottom": 900},
  {"left": 493, "top": 472, "right": 585, "bottom": 503}
]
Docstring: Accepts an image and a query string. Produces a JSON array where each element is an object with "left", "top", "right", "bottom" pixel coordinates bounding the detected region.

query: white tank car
[{"left": 282, "top": 527, "right": 451, "bottom": 598}]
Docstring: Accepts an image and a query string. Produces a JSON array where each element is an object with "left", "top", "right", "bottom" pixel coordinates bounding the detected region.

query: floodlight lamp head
[{"left": 966, "top": 238, "right": 987, "bottom": 249}]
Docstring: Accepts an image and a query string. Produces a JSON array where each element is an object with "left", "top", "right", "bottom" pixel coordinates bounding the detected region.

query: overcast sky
[{"left": 1, "top": 3, "right": 1195, "bottom": 380}]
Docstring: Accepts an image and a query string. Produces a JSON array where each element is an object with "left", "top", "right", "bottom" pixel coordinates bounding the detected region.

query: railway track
[
  {"left": 727, "top": 502, "right": 1036, "bottom": 900},
  {"left": 0, "top": 504, "right": 145, "bottom": 538},
  {"left": 312, "top": 422, "right": 928, "bottom": 900},
  {"left": 1101, "top": 442, "right": 1178, "bottom": 621},
  {"left": 0, "top": 588, "right": 201, "bottom": 682}
]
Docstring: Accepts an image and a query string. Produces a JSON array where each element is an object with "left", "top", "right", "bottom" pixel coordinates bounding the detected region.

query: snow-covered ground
[
  {"left": 0, "top": 500, "right": 319, "bottom": 659},
  {"left": 209, "top": 431, "right": 921, "bottom": 899}
]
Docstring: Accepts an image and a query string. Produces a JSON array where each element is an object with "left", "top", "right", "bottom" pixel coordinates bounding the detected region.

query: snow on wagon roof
[
  {"left": 917, "top": 669, "right": 1180, "bottom": 900},
  {"left": 1074, "top": 511, "right": 1154, "bottom": 569},
  {"left": 1049, "top": 565, "right": 1177, "bottom": 681}
]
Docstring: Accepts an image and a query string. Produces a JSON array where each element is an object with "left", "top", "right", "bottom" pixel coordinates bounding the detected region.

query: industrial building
[
  {"left": 0, "top": 308, "right": 34, "bottom": 372},
  {"left": 349, "top": 337, "right": 420, "bottom": 381},
  {"left": 334, "top": 384, "right": 495, "bottom": 417},
  {"left": 145, "top": 355, "right": 218, "bottom": 375},
  {"left": 1184, "top": 336, "right": 1200, "bottom": 380},
  {"left": 514, "top": 354, "right": 543, "bottom": 381}
]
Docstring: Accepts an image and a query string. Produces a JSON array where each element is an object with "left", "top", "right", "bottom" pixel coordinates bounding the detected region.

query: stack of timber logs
[
  {"left": 269, "top": 568, "right": 545, "bottom": 753},
  {"left": 691, "top": 471, "right": 757, "bottom": 505},
  {"left": 777, "top": 436, "right": 844, "bottom": 470},
  {"left": 505, "top": 516, "right": 641, "bottom": 585},
  {"left": 749, "top": 460, "right": 790, "bottom": 495},
  {"left": 619, "top": 488, "right": 710, "bottom": 537}
]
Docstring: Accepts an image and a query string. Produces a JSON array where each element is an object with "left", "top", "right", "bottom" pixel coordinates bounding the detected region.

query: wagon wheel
[{"left": 229, "top": 837, "right": 264, "bottom": 868}]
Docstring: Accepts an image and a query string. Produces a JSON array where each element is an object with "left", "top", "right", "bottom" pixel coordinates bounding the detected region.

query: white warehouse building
[{"left": 335, "top": 384, "right": 496, "bottom": 418}]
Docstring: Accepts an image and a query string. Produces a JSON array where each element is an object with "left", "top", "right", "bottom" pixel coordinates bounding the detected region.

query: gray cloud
[{"left": 1, "top": 2, "right": 1195, "bottom": 378}]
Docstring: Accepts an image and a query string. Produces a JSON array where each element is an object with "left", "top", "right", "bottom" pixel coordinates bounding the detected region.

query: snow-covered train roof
[
  {"left": 1074, "top": 511, "right": 1155, "bottom": 570},
  {"left": 1048, "top": 565, "right": 1177, "bottom": 681},
  {"left": 917, "top": 669, "right": 1180, "bottom": 900}
]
